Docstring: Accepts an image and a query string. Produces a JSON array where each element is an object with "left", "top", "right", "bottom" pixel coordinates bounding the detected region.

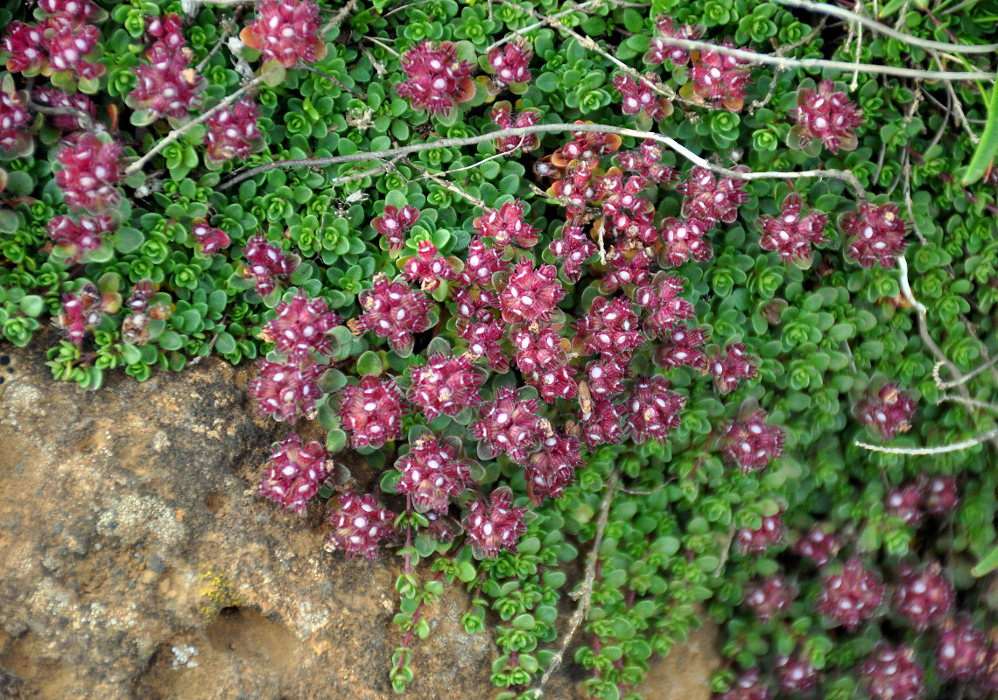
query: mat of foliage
[{"left": 1, "top": 0, "right": 998, "bottom": 698}]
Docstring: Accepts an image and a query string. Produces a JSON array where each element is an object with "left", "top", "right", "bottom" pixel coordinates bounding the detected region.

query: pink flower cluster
[
  {"left": 758, "top": 193, "right": 829, "bottom": 265},
  {"left": 395, "top": 40, "right": 475, "bottom": 116},
  {"left": 855, "top": 382, "right": 917, "bottom": 439},
  {"left": 354, "top": 274, "right": 433, "bottom": 354},
  {"left": 128, "top": 14, "right": 204, "bottom": 121},
  {"left": 240, "top": 0, "right": 328, "bottom": 68},
  {"left": 462, "top": 486, "right": 527, "bottom": 560},
  {"left": 54, "top": 133, "right": 122, "bottom": 214},
  {"left": 790, "top": 80, "right": 863, "bottom": 153},
  {"left": 372, "top": 204, "right": 421, "bottom": 255},
  {"left": 257, "top": 433, "right": 330, "bottom": 514},
  {"left": 2, "top": 1, "right": 105, "bottom": 81},
  {"left": 47, "top": 214, "right": 112, "bottom": 263},
  {"left": 325, "top": 491, "right": 395, "bottom": 561},
  {"left": 490, "top": 102, "right": 542, "bottom": 154},
  {"left": 841, "top": 202, "right": 910, "bottom": 269},
  {"left": 242, "top": 234, "right": 299, "bottom": 296},
  {"left": 204, "top": 97, "right": 263, "bottom": 165}
]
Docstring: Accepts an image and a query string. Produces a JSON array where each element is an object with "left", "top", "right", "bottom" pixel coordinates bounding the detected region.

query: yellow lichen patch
[{"left": 196, "top": 566, "right": 242, "bottom": 621}]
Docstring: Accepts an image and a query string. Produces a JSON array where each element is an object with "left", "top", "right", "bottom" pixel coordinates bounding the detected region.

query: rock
[{"left": 0, "top": 336, "right": 718, "bottom": 698}]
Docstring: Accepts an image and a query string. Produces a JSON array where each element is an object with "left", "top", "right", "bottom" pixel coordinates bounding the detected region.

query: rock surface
[{"left": 0, "top": 336, "right": 717, "bottom": 699}]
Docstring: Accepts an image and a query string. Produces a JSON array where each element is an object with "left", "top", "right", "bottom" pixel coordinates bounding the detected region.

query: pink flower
[
  {"left": 240, "top": 0, "right": 328, "bottom": 68},
  {"left": 257, "top": 433, "right": 330, "bottom": 514},
  {"left": 262, "top": 289, "right": 341, "bottom": 360},
  {"left": 490, "top": 101, "right": 542, "bottom": 154},
  {"left": 457, "top": 319, "right": 507, "bottom": 372},
  {"left": 326, "top": 491, "right": 395, "bottom": 561},
  {"left": 204, "top": 97, "right": 263, "bottom": 163},
  {"left": 53, "top": 283, "right": 103, "bottom": 346},
  {"left": 816, "top": 558, "right": 884, "bottom": 631},
  {"left": 47, "top": 215, "right": 112, "bottom": 264},
  {"left": 407, "top": 353, "right": 485, "bottom": 421},
  {"left": 32, "top": 86, "right": 95, "bottom": 131},
  {"left": 645, "top": 16, "right": 701, "bottom": 66},
  {"left": 653, "top": 324, "right": 709, "bottom": 370},
  {"left": 575, "top": 296, "right": 644, "bottom": 365},
  {"left": 634, "top": 273, "right": 695, "bottom": 338},
  {"left": 711, "top": 343, "right": 758, "bottom": 394},
  {"left": 457, "top": 235, "right": 509, "bottom": 289},
  {"left": 841, "top": 201, "right": 909, "bottom": 268},
  {"left": 687, "top": 41, "right": 752, "bottom": 111},
  {"left": 2, "top": 22, "right": 46, "bottom": 74},
  {"left": 626, "top": 376, "right": 686, "bottom": 444},
  {"left": 473, "top": 200, "right": 539, "bottom": 249},
  {"left": 758, "top": 193, "right": 828, "bottom": 265},
  {"left": 371, "top": 204, "right": 420, "bottom": 255},
  {"left": 39, "top": 15, "right": 104, "bottom": 80},
  {"left": 472, "top": 385, "right": 542, "bottom": 464},
  {"left": 402, "top": 240, "right": 456, "bottom": 292},
  {"left": 462, "top": 486, "right": 527, "bottom": 559},
  {"left": 394, "top": 436, "right": 473, "bottom": 514},
  {"left": 549, "top": 220, "right": 596, "bottom": 282},
  {"left": 744, "top": 574, "right": 796, "bottom": 624},
  {"left": 736, "top": 512, "right": 786, "bottom": 553},
  {"left": 678, "top": 166, "right": 749, "bottom": 226},
  {"left": 499, "top": 260, "right": 565, "bottom": 324},
  {"left": 861, "top": 645, "right": 925, "bottom": 700},
  {"left": 660, "top": 217, "right": 713, "bottom": 266},
  {"left": 191, "top": 219, "right": 231, "bottom": 256},
  {"left": 614, "top": 140, "right": 677, "bottom": 185},
  {"left": 242, "top": 234, "right": 298, "bottom": 296},
  {"left": 855, "top": 382, "right": 916, "bottom": 440},
  {"left": 354, "top": 275, "right": 433, "bottom": 354},
  {"left": 486, "top": 41, "right": 532, "bottom": 92},
  {"left": 395, "top": 40, "right": 475, "bottom": 116},
  {"left": 579, "top": 397, "right": 625, "bottom": 449},
  {"left": 525, "top": 433, "right": 582, "bottom": 504},
  {"left": 0, "top": 89, "right": 32, "bottom": 157},
  {"left": 612, "top": 73, "right": 673, "bottom": 121},
  {"left": 338, "top": 375, "right": 406, "bottom": 448},
  {"left": 584, "top": 359, "right": 627, "bottom": 398},
  {"left": 128, "top": 42, "right": 204, "bottom": 120},
  {"left": 719, "top": 411, "right": 785, "bottom": 473},
  {"left": 790, "top": 80, "right": 863, "bottom": 153},
  {"left": 54, "top": 133, "right": 121, "bottom": 214},
  {"left": 248, "top": 358, "right": 322, "bottom": 423}
]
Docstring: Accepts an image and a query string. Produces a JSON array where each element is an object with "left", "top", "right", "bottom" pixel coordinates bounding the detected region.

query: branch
[
  {"left": 511, "top": 1, "right": 678, "bottom": 103},
  {"left": 773, "top": 0, "right": 998, "bottom": 54},
  {"left": 484, "top": 0, "right": 603, "bottom": 53},
  {"left": 938, "top": 394, "right": 998, "bottom": 413},
  {"left": 219, "top": 121, "right": 867, "bottom": 194},
  {"left": 124, "top": 76, "right": 263, "bottom": 177},
  {"left": 528, "top": 470, "right": 618, "bottom": 699},
  {"left": 856, "top": 427, "right": 998, "bottom": 455},
  {"left": 652, "top": 37, "right": 997, "bottom": 81},
  {"left": 404, "top": 159, "right": 488, "bottom": 209}
]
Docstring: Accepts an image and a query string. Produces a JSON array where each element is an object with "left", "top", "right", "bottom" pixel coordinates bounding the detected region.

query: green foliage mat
[{"left": 1, "top": 0, "right": 998, "bottom": 698}]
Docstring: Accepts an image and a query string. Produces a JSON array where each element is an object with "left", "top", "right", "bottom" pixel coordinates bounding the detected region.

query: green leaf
[
  {"left": 18, "top": 295, "right": 44, "bottom": 317},
  {"left": 356, "top": 350, "right": 383, "bottom": 376},
  {"left": 215, "top": 331, "right": 236, "bottom": 355},
  {"left": 962, "top": 79, "right": 998, "bottom": 185},
  {"left": 158, "top": 331, "right": 184, "bottom": 351},
  {"left": 972, "top": 541, "right": 998, "bottom": 577}
]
